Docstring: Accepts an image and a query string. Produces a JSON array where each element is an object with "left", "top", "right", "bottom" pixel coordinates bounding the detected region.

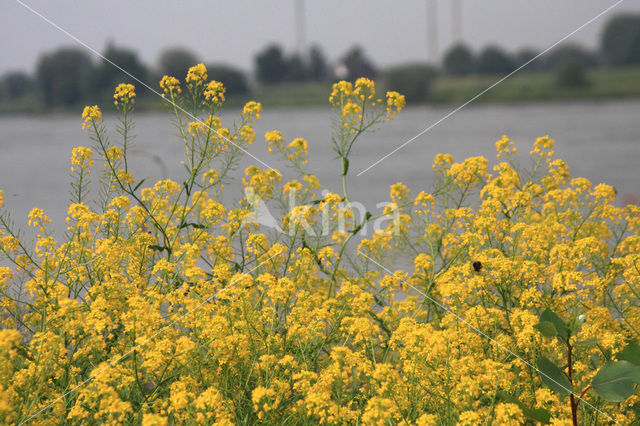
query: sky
[{"left": 2, "top": 0, "right": 640, "bottom": 76}]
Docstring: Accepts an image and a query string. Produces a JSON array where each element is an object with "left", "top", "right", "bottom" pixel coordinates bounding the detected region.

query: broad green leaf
[
  {"left": 520, "top": 407, "right": 551, "bottom": 424},
  {"left": 536, "top": 356, "right": 572, "bottom": 396},
  {"left": 539, "top": 308, "right": 568, "bottom": 341},
  {"left": 619, "top": 342, "right": 640, "bottom": 366},
  {"left": 592, "top": 361, "right": 640, "bottom": 402},
  {"left": 534, "top": 321, "right": 558, "bottom": 338}
]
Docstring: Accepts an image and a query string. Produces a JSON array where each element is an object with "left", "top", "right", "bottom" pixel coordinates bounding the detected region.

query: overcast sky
[{"left": 2, "top": 0, "right": 640, "bottom": 76}]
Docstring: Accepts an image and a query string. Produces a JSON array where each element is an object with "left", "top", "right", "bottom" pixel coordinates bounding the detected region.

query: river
[{"left": 1, "top": 99, "right": 639, "bottom": 234}]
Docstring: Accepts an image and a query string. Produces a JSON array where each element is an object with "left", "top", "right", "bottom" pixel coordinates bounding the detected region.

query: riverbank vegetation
[
  {"left": 1, "top": 65, "right": 639, "bottom": 424},
  {"left": 2, "top": 13, "right": 640, "bottom": 113}
]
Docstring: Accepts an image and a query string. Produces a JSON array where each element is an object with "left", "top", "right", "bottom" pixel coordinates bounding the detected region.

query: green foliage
[
  {"left": 285, "top": 54, "right": 310, "bottom": 82},
  {"left": 443, "top": 43, "right": 475, "bottom": 76},
  {"left": 535, "top": 308, "right": 640, "bottom": 406},
  {"left": 158, "top": 46, "right": 199, "bottom": 80},
  {"left": 601, "top": 14, "right": 640, "bottom": 66},
  {"left": 255, "top": 44, "right": 288, "bottom": 84},
  {"left": 536, "top": 356, "right": 573, "bottom": 396},
  {"left": 476, "top": 45, "right": 516, "bottom": 75},
  {"left": 340, "top": 45, "right": 377, "bottom": 81},
  {"left": 544, "top": 44, "right": 599, "bottom": 70},
  {"left": 87, "top": 43, "right": 148, "bottom": 101},
  {"left": 36, "top": 47, "right": 92, "bottom": 107},
  {"left": 384, "top": 63, "right": 435, "bottom": 103},
  {"left": 309, "top": 44, "right": 328, "bottom": 81},
  {"left": 1, "top": 71, "right": 33, "bottom": 100},
  {"left": 591, "top": 361, "right": 640, "bottom": 402},
  {"left": 515, "top": 47, "right": 545, "bottom": 71},
  {"left": 620, "top": 342, "right": 640, "bottom": 365},
  {"left": 206, "top": 64, "right": 248, "bottom": 95},
  {"left": 555, "top": 60, "right": 590, "bottom": 88},
  {"left": 495, "top": 391, "right": 551, "bottom": 424}
]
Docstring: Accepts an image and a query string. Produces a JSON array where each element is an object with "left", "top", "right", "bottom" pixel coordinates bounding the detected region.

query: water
[{"left": 1, "top": 99, "right": 639, "bottom": 234}]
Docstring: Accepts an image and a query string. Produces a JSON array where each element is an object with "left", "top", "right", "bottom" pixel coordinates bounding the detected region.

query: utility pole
[
  {"left": 295, "top": 0, "right": 306, "bottom": 58},
  {"left": 426, "top": 0, "right": 438, "bottom": 64},
  {"left": 452, "top": 0, "right": 462, "bottom": 43}
]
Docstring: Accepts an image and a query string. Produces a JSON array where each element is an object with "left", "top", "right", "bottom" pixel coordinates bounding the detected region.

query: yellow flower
[
  {"left": 265, "top": 130, "right": 285, "bottom": 153},
  {"left": 287, "top": 137, "right": 308, "bottom": 158},
  {"left": 242, "top": 101, "right": 262, "bottom": 120},
  {"left": 329, "top": 80, "right": 353, "bottom": 105},
  {"left": 81, "top": 105, "right": 102, "bottom": 130},
  {"left": 159, "top": 75, "right": 181, "bottom": 95},
  {"left": 385, "top": 91, "right": 405, "bottom": 119},
  {"left": 204, "top": 80, "right": 225, "bottom": 104},
  {"left": 71, "top": 146, "right": 94, "bottom": 170},
  {"left": 185, "top": 63, "right": 208, "bottom": 86},
  {"left": 113, "top": 83, "right": 136, "bottom": 106}
]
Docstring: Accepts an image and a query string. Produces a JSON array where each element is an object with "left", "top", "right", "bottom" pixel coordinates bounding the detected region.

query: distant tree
[
  {"left": 443, "top": 43, "right": 474, "bottom": 75},
  {"left": 309, "top": 44, "right": 327, "bottom": 81},
  {"left": 206, "top": 64, "right": 248, "bottom": 95},
  {"left": 255, "top": 44, "right": 288, "bottom": 84},
  {"left": 515, "top": 47, "right": 543, "bottom": 71},
  {"left": 384, "top": 63, "right": 435, "bottom": 103},
  {"left": 555, "top": 60, "right": 590, "bottom": 88},
  {"left": 601, "top": 14, "right": 640, "bottom": 66},
  {"left": 476, "top": 46, "right": 516, "bottom": 75},
  {"left": 158, "top": 47, "right": 199, "bottom": 79},
  {"left": 87, "top": 43, "right": 148, "bottom": 100},
  {"left": 36, "top": 47, "right": 92, "bottom": 107},
  {"left": 286, "top": 54, "right": 310, "bottom": 82},
  {"left": 2, "top": 71, "right": 33, "bottom": 100},
  {"left": 544, "top": 43, "right": 599, "bottom": 70},
  {"left": 341, "top": 46, "right": 377, "bottom": 81}
]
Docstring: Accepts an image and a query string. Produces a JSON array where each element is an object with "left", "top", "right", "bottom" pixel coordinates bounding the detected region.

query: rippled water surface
[{"left": 1, "top": 99, "right": 639, "bottom": 231}]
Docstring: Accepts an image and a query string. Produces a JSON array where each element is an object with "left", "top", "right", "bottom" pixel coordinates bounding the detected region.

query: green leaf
[
  {"left": 520, "top": 407, "right": 551, "bottom": 424},
  {"left": 148, "top": 244, "right": 168, "bottom": 253},
  {"left": 574, "top": 338, "right": 598, "bottom": 347},
  {"left": 539, "top": 308, "right": 569, "bottom": 341},
  {"left": 133, "top": 177, "right": 147, "bottom": 192},
  {"left": 341, "top": 157, "right": 349, "bottom": 176},
  {"left": 534, "top": 321, "right": 558, "bottom": 338},
  {"left": 619, "top": 342, "right": 640, "bottom": 366},
  {"left": 536, "top": 356, "right": 572, "bottom": 396},
  {"left": 592, "top": 361, "right": 640, "bottom": 402},
  {"left": 494, "top": 391, "right": 551, "bottom": 424},
  {"left": 179, "top": 222, "right": 207, "bottom": 230}
]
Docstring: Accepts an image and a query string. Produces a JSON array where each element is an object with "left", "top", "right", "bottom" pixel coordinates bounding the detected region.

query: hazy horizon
[{"left": 3, "top": 0, "right": 640, "bottom": 76}]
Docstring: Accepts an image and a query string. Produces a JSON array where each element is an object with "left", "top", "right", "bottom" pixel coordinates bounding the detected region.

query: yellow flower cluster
[
  {"left": 81, "top": 105, "right": 102, "bottom": 130},
  {"left": 1, "top": 76, "right": 638, "bottom": 426},
  {"left": 159, "top": 75, "right": 181, "bottom": 96},
  {"left": 113, "top": 83, "right": 136, "bottom": 106},
  {"left": 70, "top": 146, "right": 94, "bottom": 173},
  {"left": 203, "top": 80, "right": 225, "bottom": 105},
  {"left": 185, "top": 63, "right": 208, "bottom": 87}
]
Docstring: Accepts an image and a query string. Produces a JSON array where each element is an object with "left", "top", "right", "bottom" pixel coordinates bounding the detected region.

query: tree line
[
  {"left": 1, "top": 13, "right": 639, "bottom": 109},
  {"left": 0, "top": 41, "right": 378, "bottom": 110}
]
